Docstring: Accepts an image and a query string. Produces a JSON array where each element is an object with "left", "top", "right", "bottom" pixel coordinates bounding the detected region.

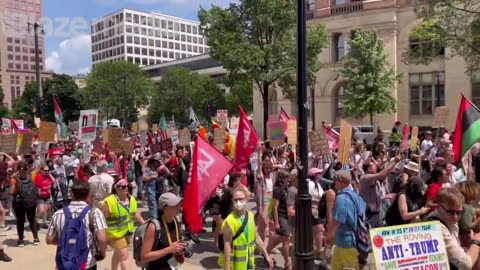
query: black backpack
[{"left": 16, "top": 177, "right": 38, "bottom": 208}]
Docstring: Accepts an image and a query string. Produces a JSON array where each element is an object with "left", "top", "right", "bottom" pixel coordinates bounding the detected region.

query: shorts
[
  {"left": 276, "top": 217, "right": 290, "bottom": 236},
  {"left": 37, "top": 198, "right": 51, "bottom": 205},
  {"left": 331, "top": 246, "right": 359, "bottom": 270},
  {"left": 108, "top": 235, "right": 131, "bottom": 249}
]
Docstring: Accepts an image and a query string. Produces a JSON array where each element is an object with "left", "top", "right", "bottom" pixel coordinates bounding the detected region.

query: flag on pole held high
[
  {"left": 188, "top": 107, "right": 200, "bottom": 130},
  {"left": 279, "top": 107, "right": 290, "bottom": 136},
  {"left": 183, "top": 135, "right": 234, "bottom": 233},
  {"left": 234, "top": 106, "right": 259, "bottom": 171},
  {"left": 158, "top": 114, "right": 168, "bottom": 141},
  {"left": 453, "top": 95, "right": 480, "bottom": 165},
  {"left": 53, "top": 96, "right": 68, "bottom": 138},
  {"left": 323, "top": 126, "right": 340, "bottom": 150}
]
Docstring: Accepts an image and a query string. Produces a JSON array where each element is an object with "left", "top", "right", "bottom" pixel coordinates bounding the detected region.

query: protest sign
[
  {"left": 213, "top": 128, "right": 225, "bottom": 151},
  {"left": 18, "top": 132, "right": 33, "bottom": 155},
  {"left": 106, "top": 128, "right": 123, "bottom": 153},
  {"left": 287, "top": 120, "right": 297, "bottom": 145},
  {"left": 171, "top": 130, "right": 180, "bottom": 146},
  {"left": 269, "top": 121, "right": 285, "bottom": 147},
  {"left": 179, "top": 129, "right": 190, "bottom": 146},
  {"left": 121, "top": 140, "right": 134, "bottom": 155},
  {"left": 68, "top": 121, "right": 79, "bottom": 132},
  {"left": 432, "top": 106, "right": 449, "bottom": 127},
  {"left": 338, "top": 120, "right": 352, "bottom": 165},
  {"left": 37, "top": 141, "right": 49, "bottom": 156},
  {"left": 152, "top": 124, "right": 158, "bottom": 132},
  {"left": 0, "top": 134, "right": 17, "bottom": 153},
  {"left": 38, "top": 121, "right": 57, "bottom": 142},
  {"left": 230, "top": 117, "right": 239, "bottom": 130},
  {"left": 309, "top": 129, "right": 330, "bottom": 156},
  {"left": 139, "top": 130, "right": 148, "bottom": 146},
  {"left": 79, "top": 110, "right": 98, "bottom": 143},
  {"left": 83, "top": 143, "right": 92, "bottom": 163},
  {"left": 150, "top": 144, "right": 162, "bottom": 154},
  {"left": 160, "top": 139, "right": 173, "bottom": 152},
  {"left": 410, "top": 126, "right": 419, "bottom": 151},
  {"left": 369, "top": 221, "right": 449, "bottom": 270},
  {"left": 92, "top": 137, "right": 104, "bottom": 154},
  {"left": 216, "top": 110, "right": 228, "bottom": 122}
]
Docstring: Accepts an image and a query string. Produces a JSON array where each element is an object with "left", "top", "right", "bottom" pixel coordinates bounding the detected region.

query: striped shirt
[{"left": 47, "top": 201, "right": 107, "bottom": 268}]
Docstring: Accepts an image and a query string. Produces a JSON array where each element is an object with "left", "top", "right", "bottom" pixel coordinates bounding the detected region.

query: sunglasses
[
  {"left": 117, "top": 186, "right": 128, "bottom": 190},
  {"left": 441, "top": 205, "right": 463, "bottom": 216}
]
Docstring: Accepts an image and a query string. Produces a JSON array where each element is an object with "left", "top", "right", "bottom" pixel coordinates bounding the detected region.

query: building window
[
  {"left": 409, "top": 72, "right": 445, "bottom": 115},
  {"left": 126, "top": 13, "right": 132, "bottom": 22},
  {"left": 187, "top": 25, "right": 191, "bottom": 33},
  {"left": 307, "top": 0, "right": 316, "bottom": 10},
  {"left": 472, "top": 71, "right": 480, "bottom": 108},
  {"left": 409, "top": 38, "right": 445, "bottom": 58},
  {"left": 333, "top": 33, "right": 344, "bottom": 62},
  {"left": 335, "top": 83, "right": 346, "bottom": 118},
  {"left": 268, "top": 89, "right": 279, "bottom": 115}
]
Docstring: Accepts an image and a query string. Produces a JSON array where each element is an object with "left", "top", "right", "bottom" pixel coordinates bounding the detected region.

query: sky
[{"left": 43, "top": 0, "right": 234, "bottom": 75}]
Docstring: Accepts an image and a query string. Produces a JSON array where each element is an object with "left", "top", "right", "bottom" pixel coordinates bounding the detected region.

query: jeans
[
  {"left": 145, "top": 181, "right": 157, "bottom": 219},
  {"left": 135, "top": 175, "right": 143, "bottom": 199},
  {"left": 13, "top": 201, "right": 38, "bottom": 240},
  {"left": 66, "top": 175, "right": 75, "bottom": 187},
  {"left": 52, "top": 181, "right": 69, "bottom": 202}
]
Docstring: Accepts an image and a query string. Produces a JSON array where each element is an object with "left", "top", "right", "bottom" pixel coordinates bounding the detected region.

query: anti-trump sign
[{"left": 369, "top": 221, "right": 449, "bottom": 270}]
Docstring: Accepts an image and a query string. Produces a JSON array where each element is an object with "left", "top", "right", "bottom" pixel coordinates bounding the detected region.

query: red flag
[
  {"left": 402, "top": 124, "right": 410, "bottom": 152},
  {"left": 183, "top": 135, "right": 234, "bottom": 233},
  {"left": 279, "top": 107, "right": 290, "bottom": 136},
  {"left": 323, "top": 126, "right": 340, "bottom": 150},
  {"left": 234, "top": 106, "right": 259, "bottom": 171},
  {"left": 147, "top": 131, "right": 154, "bottom": 145},
  {"left": 10, "top": 118, "right": 19, "bottom": 133}
]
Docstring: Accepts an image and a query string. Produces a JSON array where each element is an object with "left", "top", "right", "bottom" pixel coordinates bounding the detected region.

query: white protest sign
[{"left": 79, "top": 109, "right": 98, "bottom": 143}]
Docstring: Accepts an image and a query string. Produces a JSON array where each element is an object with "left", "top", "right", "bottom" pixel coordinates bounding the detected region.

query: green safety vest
[
  {"left": 104, "top": 194, "right": 137, "bottom": 239},
  {"left": 218, "top": 211, "right": 256, "bottom": 270}
]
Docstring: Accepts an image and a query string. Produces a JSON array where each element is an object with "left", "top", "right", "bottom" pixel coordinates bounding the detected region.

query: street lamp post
[
  {"left": 295, "top": 0, "right": 314, "bottom": 269},
  {"left": 28, "top": 22, "right": 44, "bottom": 119},
  {"left": 123, "top": 76, "right": 128, "bottom": 134}
]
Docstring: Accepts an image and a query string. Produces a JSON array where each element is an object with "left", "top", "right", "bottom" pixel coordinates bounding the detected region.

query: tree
[
  {"left": 83, "top": 61, "right": 154, "bottom": 124},
  {"left": 12, "top": 75, "right": 82, "bottom": 127},
  {"left": 199, "top": 0, "right": 328, "bottom": 139},
  {"left": 405, "top": 0, "right": 480, "bottom": 72},
  {"left": 338, "top": 29, "right": 401, "bottom": 125},
  {"left": 225, "top": 77, "right": 253, "bottom": 116},
  {"left": 148, "top": 67, "right": 226, "bottom": 126}
]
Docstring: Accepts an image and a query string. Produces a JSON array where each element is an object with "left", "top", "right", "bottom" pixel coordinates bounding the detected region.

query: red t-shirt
[
  {"left": 426, "top": 182, "right": 442, "bottom": 201},
  {"left": 77, "top": 166, "right": 88, "bottom": 181}
]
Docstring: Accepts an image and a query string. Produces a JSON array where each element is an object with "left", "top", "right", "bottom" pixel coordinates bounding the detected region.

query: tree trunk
[
  {"left": 262, "top": 82, "right": 269, "bottom": 140},
  {"left": 369, "top": 111, "right": 373, "bottom": 125}
]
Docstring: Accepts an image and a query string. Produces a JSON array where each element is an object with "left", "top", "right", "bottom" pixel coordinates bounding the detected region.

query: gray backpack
[{"left": 133, "top": 218, "right": 162, "bottom": 268}]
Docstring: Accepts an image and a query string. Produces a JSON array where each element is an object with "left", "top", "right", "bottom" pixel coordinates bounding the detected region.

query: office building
[
  {"left": 0, "top": 0, "right": 51, "bottom": 108},
  {"left": 91, "top": 8, "right": 209, "bottom": 68},
  {"left": 252, "top": 0, "right": 476, "bottom": 135}
]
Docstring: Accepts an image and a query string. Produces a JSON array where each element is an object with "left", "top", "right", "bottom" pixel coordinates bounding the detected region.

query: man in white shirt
[
  {"left": 421, "top": 130, "right": 434, "bottom": 152},
  {"left": 62, "top": 148, "right": 79, "bottom": 186},
  {"left": 88, "top": 160, "right": 114, "bottom": 208}
]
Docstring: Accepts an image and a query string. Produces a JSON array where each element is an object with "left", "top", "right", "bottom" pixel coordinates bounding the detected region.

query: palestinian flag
[
  {"left": 53, "top": 96, "right": 68, "bottom": 138},
  {"left": 453, "top": 95, "right": 480, "bottom": 165}
]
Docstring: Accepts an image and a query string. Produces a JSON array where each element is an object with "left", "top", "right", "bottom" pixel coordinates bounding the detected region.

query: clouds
[{"left": 46, "top": 33, "right": 92, "bottom": 75}]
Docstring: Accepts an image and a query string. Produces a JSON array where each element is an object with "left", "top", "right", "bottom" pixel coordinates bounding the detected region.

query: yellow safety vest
[
  {"left": 218, "top": 211, "right": 256, "bottom": 270},
  {"left": 104, "top": 194, "right": 137, "bottom": 239}
]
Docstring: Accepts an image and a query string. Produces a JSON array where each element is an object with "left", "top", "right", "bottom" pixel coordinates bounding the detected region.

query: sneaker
[
  {"left": 0, "top": 225, "right": 11, "bottom": 231},
  {"left": 0, "top": 251, "right": 12, "bottom": 262},
  {"left": 17, "top": 240, "right": 24, "bottom": 247},
  {"left": 33, "top": 238, "right": 40, "bottom": 245}
]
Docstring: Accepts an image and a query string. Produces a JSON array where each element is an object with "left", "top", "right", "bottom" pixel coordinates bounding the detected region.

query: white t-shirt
[{"left": 421, "top": 139, "right": 433, "bottom": 152}]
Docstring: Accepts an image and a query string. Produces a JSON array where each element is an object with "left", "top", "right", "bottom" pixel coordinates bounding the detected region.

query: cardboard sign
[
  {"left": 171, "top": 130, "right": 180, "bottom": 146},
  {"left": 37, "top": 141, "right": 49, "bottom": 156},
  {"left": 269, "top": 121, "right": 285, "bottom": 147},
  {"left": 309, "top": 129, "right": 330, "bottom": 156},
  {"left": 18, "top": 132, "right": 33, "bottom": 155},
  {"left": 160, "top": 139, "right": 173, "bottom": 152},
  {"left": 38, "top": 121, "right": 57, "bottom": 142},
  {"left": 83, "top": 143, "right": 92, "bottom": 163},
  {"left": 151, "top": 144, "right": 162, "bottom": 154},
  {"left": 369, "top": 221, "right": 448, "bottom": 270},
  {"left": 92, "top": 137, "right": 104, "bottom": 154},
  {"left": 121, "top": 140, "right": 134, "bottom": 155},
  {"left": 432, "top": 106, "right": 449, "bottom": 127},
  {"left": 230, "top": 117, "right": 239, "bottom": 130},
  {"left": 216, "top": 110, "right": 228, "bottom": 122},
  {"left": 0, "top": 134, "right": 17, "bottom": 153},
  {"left": 106, "top": 128, "right": 123, "bottom": 153},
  {"left": 179, "top": 129, "right": 190, "bottom": 146},
  {"left": 79, "top": 109, "right": 98, "bottom": 143},
  {"left": 166, "top": 128, "right": 176, "bottom": 139},
  {"left": 410, "top": 126, "right": 419, "bottom": 151},
  {"left": 152, "top": 124, "right": 158, "bottom": 132},
  {"left": 338, "top": 120, "right": 352, "bottom": 165},
  {"left": 214, "top": 128, "right": 225, "bottom": 151},
  {"left": 287, "top": 120, "right": 297, "bottom": 145}
]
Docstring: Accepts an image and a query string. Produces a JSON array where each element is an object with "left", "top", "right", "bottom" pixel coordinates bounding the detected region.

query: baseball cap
[
  {"left": 114, "top": 179, "right": 129, "bottom": 187},
  {"left": 335, "top": 170, "right": 352, "bottom": 184},
  {"left": 158, "top": 192, "right": 183, "bottom": 208}
]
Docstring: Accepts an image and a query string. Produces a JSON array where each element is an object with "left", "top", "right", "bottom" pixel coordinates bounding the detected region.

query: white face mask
[{"left": 234, "top": 200, "right": 247, "bottom": 211}]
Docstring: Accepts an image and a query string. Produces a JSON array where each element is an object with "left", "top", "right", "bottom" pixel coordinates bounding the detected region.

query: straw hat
[{"left": 404, "top": 161, "right": 419, "bottom": 174}]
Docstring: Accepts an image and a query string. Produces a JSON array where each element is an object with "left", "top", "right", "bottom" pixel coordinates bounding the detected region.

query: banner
[
  {"left": 79, "top": 109, "right": 98, "bottom": 143},
  {"left": 2, "top": 118, "right": 24, "bottom": 131},
  {"left": 183, "top": 135, "right": 234, "bottom": 233},
  {"left": 279, "top": 107, "right": 290, "bottom": 136},
  {"left": 269, "top": 121, "right": 285, "bottom": 146},
  {"left": 323, "top": 126, "right": 340, "bottom": 150},
  {"left": 369, "top": 222, "right": 449, "bottom": 270},
  {"left": 233, "top": 106, "right": 259, "bottom": 171},
  {"left": 0, "top": 134, "right": 17, "bottom": 153}
]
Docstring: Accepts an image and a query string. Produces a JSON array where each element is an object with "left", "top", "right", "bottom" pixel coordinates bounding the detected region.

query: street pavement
[{"left": 0, "top": 202, "right": 375, "bottom": 269}]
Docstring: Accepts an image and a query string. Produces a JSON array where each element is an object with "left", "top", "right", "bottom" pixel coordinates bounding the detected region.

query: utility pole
[
  {"left": 123, "top": 75, "right": 128, "bottom": 134},
  {"left": 28, "top": 22, "right": 43, "bottom": 119},
  {"left": 295, "top": 0, "right": 314, "bottom": 269}
]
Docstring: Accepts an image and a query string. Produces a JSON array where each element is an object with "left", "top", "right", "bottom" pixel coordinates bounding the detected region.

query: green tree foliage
[
  {"left": 148, "top": 67, "right": 226, "bottom": 126},
  {"left": 13, "top": 75, "right": 82, "bottom": 128},
  {"left": 339, "top": 29, "right": 401, "bottom": 125},
  {"left": 225, "top": 76, "right": 253, "bottom": 116},
  {"left": 199, "top": 0, "right": 328, "bottom": 139},
  {"left": 406, "top": 0, "right": 480, "bottom": 72},
  {"left": 83, "top": 61, "right": 154, "bottom": 123}
]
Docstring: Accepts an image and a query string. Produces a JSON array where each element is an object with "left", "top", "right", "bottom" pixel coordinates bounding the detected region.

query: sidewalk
[{"left": 0, "top": 229, "right": 204, "bottom": 270}]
